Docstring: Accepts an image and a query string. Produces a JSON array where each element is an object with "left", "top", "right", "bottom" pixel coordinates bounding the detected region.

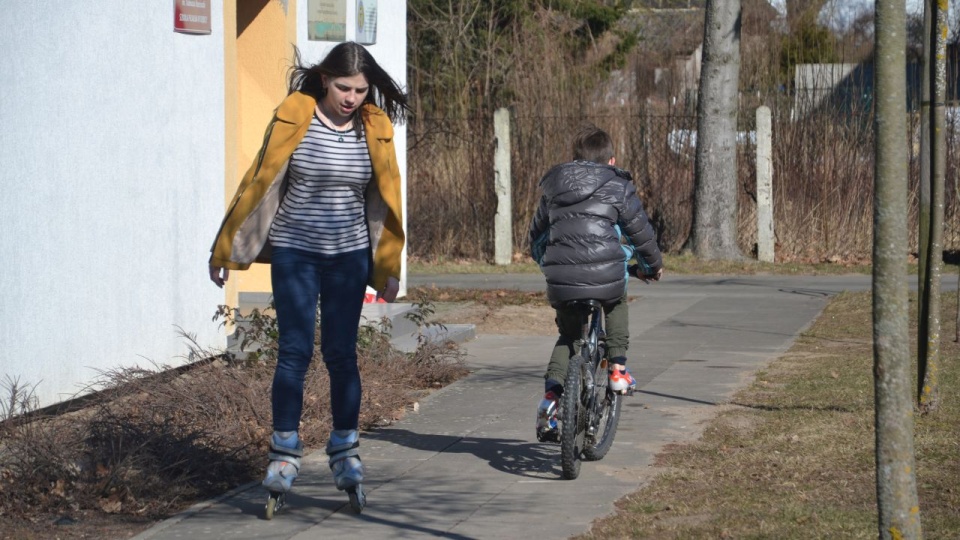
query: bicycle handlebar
[{"left": 628, "top": 264, "right": 662, "bottom": 282}]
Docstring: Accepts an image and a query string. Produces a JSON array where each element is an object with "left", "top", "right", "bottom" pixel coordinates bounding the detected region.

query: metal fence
[{"left": 407, "top": 105, "right": 960, "bottom": 263}]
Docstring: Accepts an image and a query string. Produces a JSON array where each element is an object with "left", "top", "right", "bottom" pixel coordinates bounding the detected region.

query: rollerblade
[
  {"left": 535, "top": 390, "right": 561, "bottom": 443},
  {"left": 326, "top": 429, "right": 366, "bottom": 513},
  {"left": 262, "top": 431, "right": 303, "bottom": 520}
]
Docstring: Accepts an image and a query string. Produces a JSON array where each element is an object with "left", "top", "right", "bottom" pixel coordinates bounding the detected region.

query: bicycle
[
  {"left": 558, "top": 298, "right": 624, "bottom": 480},
  {"left": 557, "top": 265, "right": 657, "bottom": 480}
]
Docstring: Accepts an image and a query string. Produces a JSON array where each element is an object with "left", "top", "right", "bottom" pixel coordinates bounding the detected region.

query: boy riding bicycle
[{"left": 528, "top": 125, "right": 663, "bottom": 442}]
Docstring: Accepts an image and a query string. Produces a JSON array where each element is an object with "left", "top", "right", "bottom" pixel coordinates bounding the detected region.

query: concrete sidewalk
[{"left": 134, "top": 274, "right": 871, "bottom": 540}]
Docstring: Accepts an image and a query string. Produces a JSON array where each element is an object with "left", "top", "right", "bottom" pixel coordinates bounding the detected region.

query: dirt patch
[
  {"left": 432, "top": 301, "right": 557, "bottom": 336},
  {"left": 412, "top": 286, "right": 644, "bottom": 337}
]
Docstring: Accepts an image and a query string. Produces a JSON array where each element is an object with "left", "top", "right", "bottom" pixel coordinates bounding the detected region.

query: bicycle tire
[
  {"left": 582, "top": 375, "right": 622, "bottom": 461},
  {"left": 560, "top": 354, "right": 586, "bottom": 480}
]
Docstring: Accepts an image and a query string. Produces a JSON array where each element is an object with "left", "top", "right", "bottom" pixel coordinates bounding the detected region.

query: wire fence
[{"left": 407, "top": 104, "right": 960, "bottom": 263}]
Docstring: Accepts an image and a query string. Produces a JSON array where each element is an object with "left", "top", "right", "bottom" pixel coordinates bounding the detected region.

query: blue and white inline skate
[
  {"left": 326, "top": 429, "right": 366, "bottom": 512},
  {"left": 262, "top": 431, "right": 302, "bottom": 519}
]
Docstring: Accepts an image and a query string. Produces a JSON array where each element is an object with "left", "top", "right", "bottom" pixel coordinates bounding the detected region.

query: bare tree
[
  {"left": 918, "top": 0, "right": 947, "bottom": 414},
  {"left": 873, "top": 0, "right": 923, "bottom": 537},
  {"left": 785, "top": 0, "right": 828, "bottom": 30},
  {"left": 688, "top": 0, "right": 743, "bottom": 260}
]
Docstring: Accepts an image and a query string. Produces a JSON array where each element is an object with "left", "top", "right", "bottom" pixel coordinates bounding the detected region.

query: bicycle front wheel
[{"left": 560, "top": 354, "right": 587, "bottom": 479}]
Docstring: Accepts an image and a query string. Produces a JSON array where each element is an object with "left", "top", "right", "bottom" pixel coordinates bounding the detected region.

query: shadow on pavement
[
  {"left": 366, "top": 428, "right": 565, "bottom": 479},
  {"left": 635, "top": 389, "right": 719, "bottom": 406},
  {"left": 348, "top": 508, "right": 480, "bottom": 539}
]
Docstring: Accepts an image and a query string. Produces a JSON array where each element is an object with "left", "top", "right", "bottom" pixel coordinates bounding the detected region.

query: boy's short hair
[{"left": 572, "top": 125, "right": 614, "bottom": 164}]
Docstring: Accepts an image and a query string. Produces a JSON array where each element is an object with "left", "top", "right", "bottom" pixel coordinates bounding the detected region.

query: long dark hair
[{"left": 288, "top": 42, "right": 410, "bottom": 137}]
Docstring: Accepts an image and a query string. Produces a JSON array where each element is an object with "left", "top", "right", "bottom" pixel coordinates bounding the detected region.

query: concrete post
[
  {"left": 756, "top": 106, "right": 774, "bottom": 263},
  {"left": 494, "top": 107, "right": 512, "bottom": 265}
]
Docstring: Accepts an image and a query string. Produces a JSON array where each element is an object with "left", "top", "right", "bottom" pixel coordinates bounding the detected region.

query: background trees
[{"left": 405, "top": 1, "right": 960, "bottom": 265}]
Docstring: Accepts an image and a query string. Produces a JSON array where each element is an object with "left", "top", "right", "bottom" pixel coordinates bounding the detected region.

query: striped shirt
[{"left": 269, "top": 115, "right": 373, "bottom": 255}]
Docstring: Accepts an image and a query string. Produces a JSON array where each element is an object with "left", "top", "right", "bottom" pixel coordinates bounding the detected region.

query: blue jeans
[{"left": 270, "top": 246, "right": 370, "bottom": 432}]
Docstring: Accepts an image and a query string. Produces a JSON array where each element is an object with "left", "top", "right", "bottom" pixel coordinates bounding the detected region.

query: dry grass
[
  {"left": 577, "top": 291, "right": 960, "bottom": 539},
  {"left": 410, "top": 253, "right": 960, "bottom": 277},
  {"left": 0, "top": 307, "right": 467, "bottom": 539},
  {"left": 409, "top": 254, "right": 877, "bottom": 276}
]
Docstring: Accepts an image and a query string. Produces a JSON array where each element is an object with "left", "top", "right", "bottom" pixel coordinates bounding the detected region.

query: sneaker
[
  {"left": 535, "top": 391, "right": 560, "bottom": 442},
  {"left": 609, "top": 368, "right": 637, "bottom": 395}
]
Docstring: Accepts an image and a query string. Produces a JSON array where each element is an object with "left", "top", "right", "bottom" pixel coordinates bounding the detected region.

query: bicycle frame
[
  {"left": 559, "top": 298, "right": 622, "bottom": 479},
  {"left": 577, "top": 301, "right": 607, "bottom": 436}
]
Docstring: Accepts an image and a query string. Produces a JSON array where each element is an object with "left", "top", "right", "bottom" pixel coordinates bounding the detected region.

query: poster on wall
[
  {"left": 174, "top": 0, "right": 211, "bottom": 34},
  {"left": 308, "top": 0, "right": 347, "bottom": 41},
  {"left": 356, "top": 0, "right": 377, "bottom": 45}
]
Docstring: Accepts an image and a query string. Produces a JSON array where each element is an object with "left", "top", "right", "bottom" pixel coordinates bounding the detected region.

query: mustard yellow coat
[{"left": 209, "top": 91, "right": 404, "bottom": 291}]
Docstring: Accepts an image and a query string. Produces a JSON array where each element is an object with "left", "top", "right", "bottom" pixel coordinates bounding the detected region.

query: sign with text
[
  {"left": 174, "top": 0, "right": 211, "bottom": 35},
  {"left": 308, "top": 0, "right": 346, "bottom": 41},
  {"left": 356, "top": 0, "right": 377, "bottom": 44}
]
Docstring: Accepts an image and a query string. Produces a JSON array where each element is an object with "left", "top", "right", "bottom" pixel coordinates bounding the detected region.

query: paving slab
[{"left": 134, "top": 274, "right": 871, "bottom": 540}]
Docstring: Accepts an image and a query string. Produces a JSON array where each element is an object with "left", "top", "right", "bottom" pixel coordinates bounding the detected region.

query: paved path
[{"left": 135, "top": 274, "right": 873, "bottom": 540}]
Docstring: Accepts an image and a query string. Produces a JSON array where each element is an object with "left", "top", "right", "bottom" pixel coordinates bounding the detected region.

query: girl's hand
[
  {"left": 209, "top": 265, "right": 229, "bottom": 288},
  {"left": 377, "top": 276, "right": 400, "bottom": 302}
]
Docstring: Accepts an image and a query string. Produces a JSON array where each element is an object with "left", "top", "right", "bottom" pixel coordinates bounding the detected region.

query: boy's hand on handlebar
[
  {"left": 645, "top": 268, "right": 663, "bottom": 283},
  {"left": 629, "top": 265, "right": 663, "bottom": 283}
]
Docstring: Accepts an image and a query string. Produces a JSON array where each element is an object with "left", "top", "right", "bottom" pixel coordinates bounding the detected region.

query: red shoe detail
[
  {"left": 609, "top": 369, "right": 636, "bottom": 393},
  {"left": 363, "top": 293, "right": 386, "bottom": 304}
]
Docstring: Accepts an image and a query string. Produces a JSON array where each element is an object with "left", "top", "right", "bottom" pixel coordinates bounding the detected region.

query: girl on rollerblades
[{"left": 208, "top": 41, "right": 409, "bottom": 517}]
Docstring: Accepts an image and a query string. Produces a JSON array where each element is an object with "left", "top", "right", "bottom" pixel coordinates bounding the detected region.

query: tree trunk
[
  {"left": 918, "top": 0, "right": 947, "bottom": 414},
  {"left": 873, "top": 0, "right": 923, "bottom": 538},
  {"left": 689, "top": 0, "right": 743, "bottom": 260}
]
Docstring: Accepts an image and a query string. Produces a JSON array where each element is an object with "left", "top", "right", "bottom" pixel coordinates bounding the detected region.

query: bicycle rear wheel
[
  {"left": 583, "top": 358, "right": 622, "bottom": 461},
  {"left": 560, "top": 354, "right": 587, "bottom": 479}
]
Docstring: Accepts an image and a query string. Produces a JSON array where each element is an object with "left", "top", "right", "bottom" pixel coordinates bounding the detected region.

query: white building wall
[
  {"left": 295, "top": 0, "right": 409, "bottom": 294},
  {"left": 0, "top": 3, "right": 228, "bottom": 408},
  {"left": 792, "top": 63, "right": 859, "bottom": 119}
]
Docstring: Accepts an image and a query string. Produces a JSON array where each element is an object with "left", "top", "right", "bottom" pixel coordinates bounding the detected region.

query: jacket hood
[{"left": 539, "top": 161, "right": 627, "bottom": 206}]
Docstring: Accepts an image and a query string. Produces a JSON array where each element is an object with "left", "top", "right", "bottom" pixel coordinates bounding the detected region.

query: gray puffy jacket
[{"left": 528, "top": 161, "right": 662, "bottom": 308}]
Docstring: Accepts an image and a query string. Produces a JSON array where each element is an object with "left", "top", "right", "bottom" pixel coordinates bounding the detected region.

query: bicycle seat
[{"left": 562, "top": 299, "right": 603, "bottom": 310}]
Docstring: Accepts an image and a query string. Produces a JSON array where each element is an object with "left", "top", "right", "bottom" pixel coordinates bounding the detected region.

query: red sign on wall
[{"left": 174, "top": 0, "right": 211, "bottom": 34}]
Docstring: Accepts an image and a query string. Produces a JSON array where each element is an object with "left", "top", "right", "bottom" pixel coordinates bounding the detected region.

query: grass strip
[{"left": 578, "top": 291, "right": 960, "bottom": 539}]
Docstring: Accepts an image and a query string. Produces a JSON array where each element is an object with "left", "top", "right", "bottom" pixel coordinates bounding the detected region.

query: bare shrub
[
  {"left": 0, "top": 376, "right": 38, "bottom": 422},
  {"left": 0, "top": 378, "right": 84, "bottom": 517},
  {"left": 408, "top": 5, "right": 633, "bottom": 261},
  {"left": 770, "top": 103, "right": 876, "bottom": 261},
  {"left": 408, "top": 118, "right": 496, "bottom": 260},
  {"left": 0, "top": 305, "right": 467, "bottom": 524}
]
